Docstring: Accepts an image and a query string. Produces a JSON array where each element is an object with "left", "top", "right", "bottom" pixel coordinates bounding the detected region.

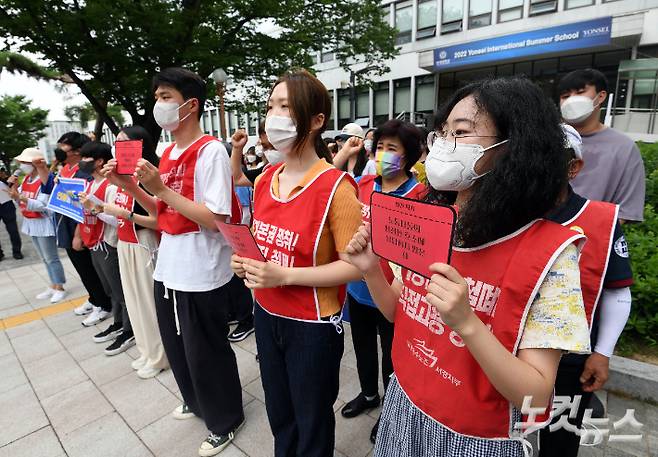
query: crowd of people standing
[{"left": 0, "top": 65, "right": 644, "bottom": 457}]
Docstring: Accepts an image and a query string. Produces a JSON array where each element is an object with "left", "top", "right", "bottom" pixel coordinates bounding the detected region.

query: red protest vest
[
  {"left": 157, "top": 136, "right": 241, "bottom": 234},
  {"left": 253, "top": 163, "right": 357, "bottom": 321},
  {"left": 392, "top": 219, "right": 584, "bottom": 439},
  {"left": 19, "top": 177, "right": 44, "bottom": 219},
  {"left": 561, "top": 199, "right": 618, "bottom": 327},
  {"left": 80, "top": 179, "right": 110, "bottom": 248},
  {"left": 115, "top": 184, "right": 139, "bottom": 244},
  {"left": 59, "top": 163, "right": 79, "bottom": 179},
  {"left": 358, "top": 175, "right": 427, "bottom": 283}
]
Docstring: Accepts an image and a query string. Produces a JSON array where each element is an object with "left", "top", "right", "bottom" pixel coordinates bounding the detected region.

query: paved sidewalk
[{"left": 0, "top": 230, "right": 655, "bottom": 456}]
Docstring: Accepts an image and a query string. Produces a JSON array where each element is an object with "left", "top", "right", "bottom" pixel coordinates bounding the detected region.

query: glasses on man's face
[{"left": 427, "top": 129, "right": 499, "bottom": 152}]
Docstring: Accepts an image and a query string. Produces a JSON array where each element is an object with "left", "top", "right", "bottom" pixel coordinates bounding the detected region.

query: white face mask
[
  {"left": 265, "top": 116, "right": 297, "bottom": 154},
  {"left": 153, "top": 99, "right": 193, "bottom": 131},
  {"left": 561, "top": 94, "right": 600, "bottom": 125},
  {"left": 264, "top": 149, "right": 283, "bottom": 165},
  {"left": 246, "top": 155, "right": 257, "bottom": 163},
  {"left": 425, "top": 137, "right": 509, "bottom": 191},
  {"left": 254, "top": 145, "right": 264, "bottom": 157},
  {"left": 363, "top": 139, "right": 373, "bottom": 154},
  {"left": 19, "top": 163, "right": 34, "bottom": 175}
]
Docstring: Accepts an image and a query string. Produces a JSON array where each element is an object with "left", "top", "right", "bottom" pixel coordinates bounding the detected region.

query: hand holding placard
[
  {"left": 115, "top": 140, "right": 142, "bottom": 175},
  {"left": 369, "top": 192, "right": 455, "bottom": 279}
]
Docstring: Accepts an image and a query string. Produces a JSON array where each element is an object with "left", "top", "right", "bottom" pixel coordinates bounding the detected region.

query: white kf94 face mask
[
  {"left": 265, "top": 116, "right": 297, "bottom": 155},
  {"left": 560, "top": 94, "right": 600, "bottom": 125},
  {"left": 425, "top": 137, "right": 509, "bottom": 191},
  {"left": 153, "top": 99, "right": 192, "bottom": 131}
]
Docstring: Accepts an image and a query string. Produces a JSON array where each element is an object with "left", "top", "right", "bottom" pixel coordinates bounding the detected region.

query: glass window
[
  {"left": 417, "top": 0, "right": 437, "bottom": 40},
  {"left": 566, "top": 0, "right": 593, "bottom": 7},
  {"left": 248, "top": 114, "right": 258, "bottom": 136},
  {"left": 328, "top": 91, "right": 335, "bottom": 130},
  {"left": 356, "top": 89, "right": 370, "bottom": 119},
  {"left": 228, "top": 112, "right": 235, "bottom": 132},
  {"left": 514, "top": 61, "right": 532, "bottom": 76},
  {"left": 529, "top": 0, "right": 557, "bottom": 16},
  {"left": 533, "top": 58, "right": 558, "bottom": 77},
  {"left": 498, "top": 0, "right": 523, "bottom": 22},
  {"left": 496, "top": 64, "right": 514, "bottom": 77},
  {"left": 337, "top": 89, "right": 351, "bottom": 129},
  {"left": 383, "top": 6, "right": 391, "bottom": 25},
  {"left": 236, "top": 113, "right": 244, "bottom": 129},
  {"left": 395, "top": 1, "right": 413, "bottom": 45},
  {"left": 321, "top": 50, "right": 335, "bottom": 63},
  {"left": 415, "top": 75, "right": 436, "bottom": 114},
  {"left": 394, "top": 78, "right": 411, "bottom": 116},
  {"left": 374, "top": 82, "right": 390, "bottom": 126},
  {"left": 442, "top": 0, "right": 463, "bottom": 34},
  {"left": 559, "top": 54, "right": 593, "bottom": 72},
  {"left": 311, "top": 52, "right": 319, "bottom": 66},
  {"left": 202, "top": 112, "right": 210, "bottom": 134},
  {"left": 212, "top": 110, "right": 219, "bottom": 135},
  {"left": 469, "top": 0, "right": 491, "bottom": 29}
]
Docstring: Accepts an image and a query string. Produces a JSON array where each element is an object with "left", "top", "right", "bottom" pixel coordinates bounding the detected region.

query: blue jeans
[
  {"left": 254, "top": 303, "right": 344, "bottom": 457},
  {"left": 31, "top": 236, "right": 66, "bottom": 286}
]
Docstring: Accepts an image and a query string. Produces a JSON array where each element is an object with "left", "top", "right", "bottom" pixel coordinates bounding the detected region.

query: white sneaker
[
  {"left": 137, "top": 366, "right": 163, "bottom": 379},
  {"left": 36, "top": 287, "right": 56, "bottom": 300},
  {"left": 172, "top": 404, "right": 195, "bottom": 420},
  {"left": 81, "top": 307, "right": 111, "bottom": 327},
  {"left": 131, "top": 357, "right": 147, "bottom": 371},
  {"left": 74, "top": 300, "right": 94, "bottom": 315},
  {"left": 50, "top": 289, "right": 67, "bottom": 303}
]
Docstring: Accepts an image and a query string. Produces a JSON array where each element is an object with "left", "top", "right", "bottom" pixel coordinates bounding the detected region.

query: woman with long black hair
[
  {"left": 99, "top": 126, "right": 169, "bottom": 378},
  {"left": 346, "top": 77, "right": 591, "bottom": 456}
]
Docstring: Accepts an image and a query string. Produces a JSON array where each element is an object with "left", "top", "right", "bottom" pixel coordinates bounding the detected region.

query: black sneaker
[
  {"left": 198, "top": 421, "right": 244, "bottom": 456},
  {"left": 104, "top": 331, "right": 135, "bottom": 356},
  {"left": 13, "top": 252, "right": 23, "bottom": 260},
  {"left": 226, "top": 313, "right": 239, "bottom": 326},
  {"left": 228, "top": 322, "right": 255, "bottom": 342},
  {"left": 341, "top": 393, "right": 380, "bottom": 418},
  {"left": 93, "top": 322, "right": 122, "bottom": 343}
]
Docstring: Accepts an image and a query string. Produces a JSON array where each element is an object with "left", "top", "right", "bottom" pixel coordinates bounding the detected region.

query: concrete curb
[{"left": 608, "top": 355, "right": 658, "bottom": 404}]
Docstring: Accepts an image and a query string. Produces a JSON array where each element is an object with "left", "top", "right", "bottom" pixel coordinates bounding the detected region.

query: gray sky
[{"left": 0, "top": 69, "right": 86, "bottom": 121}]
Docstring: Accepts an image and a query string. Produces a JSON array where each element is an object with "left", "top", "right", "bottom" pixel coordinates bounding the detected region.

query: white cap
[
  {"left": 338, "top": 123, "right": 364, "bottom": 140},
  {"left": 560, "top": 124, "right": 583, "bottom": 159},
  {"left": 14, "top": 147, "right": 44, "bottom": 163}
]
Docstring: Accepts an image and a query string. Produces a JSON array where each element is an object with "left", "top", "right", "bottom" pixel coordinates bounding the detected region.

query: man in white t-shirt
[{"left": 103, "top": 68, "right": 244, "bottom": 457}]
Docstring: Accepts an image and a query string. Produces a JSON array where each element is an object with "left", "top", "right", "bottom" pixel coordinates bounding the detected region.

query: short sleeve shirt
[{"left": 571, "top": 127, "right": 646, "bottom": 222}]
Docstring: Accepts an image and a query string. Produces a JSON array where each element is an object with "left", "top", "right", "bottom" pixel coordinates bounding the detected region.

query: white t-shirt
[
  {"left": 362, "top": 159, "right": 377, "bottom": 176},
  {"left": 153, "top": 139, "right": 234, "bottom": 292}
]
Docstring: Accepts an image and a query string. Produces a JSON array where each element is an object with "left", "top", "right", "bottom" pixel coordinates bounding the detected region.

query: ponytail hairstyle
[{"left": 269, "top": 69, "right": 333, "bottom": 163}]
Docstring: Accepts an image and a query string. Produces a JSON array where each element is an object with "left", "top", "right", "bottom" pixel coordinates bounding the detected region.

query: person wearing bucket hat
[{"left": 8, "top": 147, "right": 68, "bottom": 302}]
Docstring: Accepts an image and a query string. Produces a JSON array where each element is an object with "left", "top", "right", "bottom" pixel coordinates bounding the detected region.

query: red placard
[
  {"left": 115, "top": 140, "right": 143, "bottom": 175},
  {"left": 215, "top": 221, "right": 266, "bottom": 261},
  {"left": 370, "top": 191, "right": 456, "bottom": 279}
]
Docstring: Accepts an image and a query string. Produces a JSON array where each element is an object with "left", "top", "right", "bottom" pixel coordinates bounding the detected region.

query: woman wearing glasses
[{"left": 345, "top": 77, "right": 590, "bottom": 456}]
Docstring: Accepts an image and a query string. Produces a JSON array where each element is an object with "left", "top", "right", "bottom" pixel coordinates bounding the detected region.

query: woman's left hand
[
  {"left": 425, "top": 263, "right": 476, "bottom": 334},
  {"left": 242, "top": 258, "right": 289, "bottom": 289}
]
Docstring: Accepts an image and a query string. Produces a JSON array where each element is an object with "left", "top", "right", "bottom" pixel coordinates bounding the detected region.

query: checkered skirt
[{"left": 374, "top": 375, "right": 524, "bottom": 457}]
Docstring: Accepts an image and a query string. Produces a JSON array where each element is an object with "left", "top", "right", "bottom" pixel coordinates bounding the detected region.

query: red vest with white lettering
[
  {"left": 358, "top": 175, "right": 427, "bottom": 283},
  {"left": 392, "top": 220, "right": 584, "bottom": 439},
  {"left": 19, "top": 177, "right": 44, "bottom": 219},
  {"left": 80, "top": 179, "right": 110, "bottom": 249},
  {"left": 157, "top": 136, "right": 241, "bottom": 235},
  {"left": 561, "top": 199, "right": 618, "bottom": 327},
  {"left": 115, "top": 183, "right": 139, "bottom": 244},
  {"left": 253, "top": 164, "right": 357, "bottom": 321},
  {"left": 59, "top": 163, "right": 79, "bottom": 179}
]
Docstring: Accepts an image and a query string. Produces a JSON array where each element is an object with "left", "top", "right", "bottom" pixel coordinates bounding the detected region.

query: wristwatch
[{"left": 127, "top": 211, "right": 135, "bottom": 221}]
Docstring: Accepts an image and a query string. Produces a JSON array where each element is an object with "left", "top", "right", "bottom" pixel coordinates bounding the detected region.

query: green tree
[
  {"left": 0, "top": 0, "right": 397, "bottom": 141},
  {"left": 64, "top": 102, "right": 126, "bottom": 134},
  {"left": 0, "top": 95, "right": 48, "bottom": 167}
]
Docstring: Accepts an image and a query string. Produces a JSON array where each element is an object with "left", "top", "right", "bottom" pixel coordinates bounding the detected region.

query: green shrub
[{"left": 621, "top": 142, "right": 658, "bottom": 346}]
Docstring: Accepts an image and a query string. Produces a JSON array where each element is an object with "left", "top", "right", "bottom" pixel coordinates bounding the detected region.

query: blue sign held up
[
  {"left": 433, "top": 17, "right": 612, "bottom": 71},
  {"left": 47, "top": 177, "right": 87, "bottom": 223}
]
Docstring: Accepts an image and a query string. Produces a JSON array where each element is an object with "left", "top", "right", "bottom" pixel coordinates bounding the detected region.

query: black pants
[
  {"left": 154, "top": 281, "right": 244, "bottom": 435},
  {"left": 348, "top": 293, "right": 394, "bottom": 397},
  {"left": 226, "top": 274, "right": 254, "bottom": 326},
  {"left": 255, "top": 303, "right": 343, "bottom": 457},
  {"left": 66, "top": 246, "right": 111, "bottom": 311},
  {"left": 90, "top": 243, "right": 130, "bottom": 332},
  {"left": 539, "top": 359, "right": 593, "bottom": 457},
  {"left": 0, "top": 201, "right": 21, "bottom": 256}
]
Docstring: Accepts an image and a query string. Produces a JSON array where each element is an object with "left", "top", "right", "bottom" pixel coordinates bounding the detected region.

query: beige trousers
[{"left": 117, "top": 230, "right": 168, "bottom": 370}]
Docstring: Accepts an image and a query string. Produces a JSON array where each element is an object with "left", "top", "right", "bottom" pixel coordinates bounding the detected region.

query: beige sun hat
[{"left": 14, "top": 147, "right": 44, "bottom": 163}]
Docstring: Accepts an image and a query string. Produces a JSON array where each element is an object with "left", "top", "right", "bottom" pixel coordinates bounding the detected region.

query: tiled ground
[{"left": 0, "top": 226, "right": 655, "bottom": 457}]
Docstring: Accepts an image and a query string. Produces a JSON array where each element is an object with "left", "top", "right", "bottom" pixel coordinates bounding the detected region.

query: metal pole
[{"left": 217, "top": 82, "right": 227, "bottom": 140}]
